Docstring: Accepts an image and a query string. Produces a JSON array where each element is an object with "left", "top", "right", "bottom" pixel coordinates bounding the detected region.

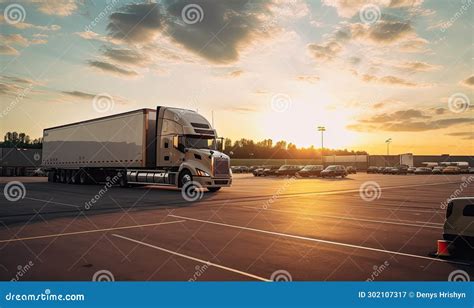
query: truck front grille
[{"left": 213, "top": 157, "right": 230, "bottom": 177}]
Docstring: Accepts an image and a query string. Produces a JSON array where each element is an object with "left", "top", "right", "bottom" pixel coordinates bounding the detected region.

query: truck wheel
[
  {"left": 48, "top": 171, "right": 55, "bottom": 182},
  {"left": 70, "top": 170, "right": 79, "bottom": 184},
  {"left": 118, "top": 172, "right": 128, "bottom": 188},
  {"left": 79, "top": 170, "right": 89, "bottom": 185},
  {"left": 207, "top": 187, "right": 221, "bottom": 192},
  {"left": 60, "top": 169, "right": 66, "bottom": 183},
  {"left": 65, "top": 170, "right": 72, "bottom": 184},
  {"left": 178, "top": 170, "right": 193, "bottom": 188}
]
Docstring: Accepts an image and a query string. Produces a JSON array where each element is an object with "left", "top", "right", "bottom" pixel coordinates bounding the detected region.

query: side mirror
[{"left": 217, "top": 137, "right": 225, "bottom": 152}]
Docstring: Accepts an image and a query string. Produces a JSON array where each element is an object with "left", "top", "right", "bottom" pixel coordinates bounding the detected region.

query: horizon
[{"left": 1, "top": 0, "right": 473, "bottom": 155}]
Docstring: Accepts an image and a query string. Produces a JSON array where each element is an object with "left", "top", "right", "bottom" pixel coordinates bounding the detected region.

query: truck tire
[
  {"left": 48, "top": 171, "right": 55, "bottom": 182},
  {"left": 79, "top": 170, "right": 89, "bottom": 185},
  {"left": 178, "top": 169, "right": 193, "bottom": 188},
  {"left": 207, "top": 187, "right": 221, "bottom": 192},
  {"left": 70, "top": 170, "right": 79, "bottom": 184},
  {"left": 60, "top": 169, "right": 66, "bottom": 183},
  {"left": 65, "top": 170, "right": 72, "bottom": 184}
]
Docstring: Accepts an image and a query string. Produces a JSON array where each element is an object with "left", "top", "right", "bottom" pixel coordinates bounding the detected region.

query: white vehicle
[
  {"left": 443, "top": 197, "right": 474, "bottom": 251},
  {"left": 42, "top": 107, "right": 232, "bottom": 192}
]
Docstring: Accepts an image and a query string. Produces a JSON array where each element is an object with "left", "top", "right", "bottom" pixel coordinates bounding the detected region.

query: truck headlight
[{"left": 196, "top": 168, "right": 210, "bottom": 177}]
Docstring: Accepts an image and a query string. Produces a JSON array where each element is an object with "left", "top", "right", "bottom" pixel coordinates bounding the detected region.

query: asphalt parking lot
[{"left": 0, "top": 173, "right": 472, "bottom": 281}]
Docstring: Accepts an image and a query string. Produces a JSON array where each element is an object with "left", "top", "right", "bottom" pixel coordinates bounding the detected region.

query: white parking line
[
  {"left": 169, "top": 214, "right": 470, "bottom": 266},
  {"left": 240, "top": 206, "right": 444, "bottom": 229},
  {"left": 25, "top": 197, "right": 80, "bottom": 208},
  {"left": 0, "top": 220, "right": 185, "bottom": 243},
  {"left": 112, "top": 233, "right": 271, "bottom": 281}
]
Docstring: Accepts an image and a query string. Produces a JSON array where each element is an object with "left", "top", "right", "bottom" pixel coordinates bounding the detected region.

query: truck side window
[{"left": 463, "top": 205, "right": 474, "bottom": 216}]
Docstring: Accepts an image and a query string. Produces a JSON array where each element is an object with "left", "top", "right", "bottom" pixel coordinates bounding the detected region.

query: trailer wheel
[
  {"left": 207, "top": 187, "right": 221, "bottom": 192},
  {"left": 59, "top": 169, "right": 66, "bottom": 183},
  {"left": 178, "top": 169, "right": 193, "bottom": 188},
  {"left": 79, "top": 170, "right": 89, "bottom": 185},
  {"left": 70, "top": 170, "right": 79, "bottom": 184},
  {"left": 47, "top": 171, "right": 55, "bottom": 182}
]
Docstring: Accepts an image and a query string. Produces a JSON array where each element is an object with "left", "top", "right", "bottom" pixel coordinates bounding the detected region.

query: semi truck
[{"left": 42, "top": 107, "right": 232, "bottom": 192}]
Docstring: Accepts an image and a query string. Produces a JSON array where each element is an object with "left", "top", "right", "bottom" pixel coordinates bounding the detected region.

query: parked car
[
  {"left": 443, "top": 166, "right": 461, "bottom": 174},
  {"left": 382, "top": 167, "right": 393, "bottom": 174},
  {"left": 367, "top": 166, "right": 378, "bottom": 174},
  {"left": 263, "top": 166, "right": 281, "bottom": 176},
  {"left": 276, "top": 165, "right": 303, "bottom": 177},
  {"left": 321, "top": 165, "right": 348, "bottom": 178},
  {"left": 377, "top": 167, "right": 385, "bottom": 173},
  {"left": 252, "top": 167, "right": 265, "bottom": 177},
  {"left": 297, "top": 165, "right": 324, "bottom": 177},
  {"left": 390, "top": 166, "right": 408, "bottom": 175},
  {"left": 432, "top": 166, "right": 444, "bottom": 174},
  {"left": 414, "top": 167, "right": 432, "bottom": 174},
  {"left": 346, "top": 166, "right": 357, "bottom": 174},
  {"left": 443, "top": 197, "right": 474, "bottom": 253},
  {"left": 469, "top": 167, "right": 474, "bottom": 174},
  {"left": 407, "top": 167, "right": 416, "bottom": 174}
]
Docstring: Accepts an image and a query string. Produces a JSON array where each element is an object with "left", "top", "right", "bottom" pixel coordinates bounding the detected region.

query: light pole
[
  {"left": 385, "top": 138, "right": 392, "bottom": 156},
  {"left": 318, "top": 126, "right": 326, "bottom": 165}
]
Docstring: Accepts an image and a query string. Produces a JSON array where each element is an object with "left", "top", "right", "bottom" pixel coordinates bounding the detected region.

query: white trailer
[{"left": 42, "top": 107, "right": 232, "bottom": 192}]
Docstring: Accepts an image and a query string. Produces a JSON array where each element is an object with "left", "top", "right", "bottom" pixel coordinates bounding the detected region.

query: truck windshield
[{"left": 184, "top": 136, "right": 216, "bottom": 150}]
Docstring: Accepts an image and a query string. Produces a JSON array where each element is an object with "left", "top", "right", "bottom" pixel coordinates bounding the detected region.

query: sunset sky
[{"left": 0, "top": 0, "right": 472, "bottom": 154}]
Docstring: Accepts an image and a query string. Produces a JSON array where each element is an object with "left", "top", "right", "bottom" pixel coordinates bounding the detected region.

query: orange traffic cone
[{"left": 437, "top": 240, "right": 451, "bottom": 257}]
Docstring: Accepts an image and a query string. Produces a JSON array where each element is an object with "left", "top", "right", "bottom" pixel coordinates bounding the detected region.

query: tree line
[
  {"left": 222, "top": 138, "right": 367, "bottom": 159},
  {"left": 1, "top": 132, "right": 43, "bottom": 149}
]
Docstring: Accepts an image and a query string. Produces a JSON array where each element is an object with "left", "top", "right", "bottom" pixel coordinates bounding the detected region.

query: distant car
[
  {"left": 248, "top": 166, "right": 259, "bottom": 173},
  {"left": 231, "top": 166, "right": 242, "bottom": 173},
  {"left": 407, "top": 167, "right": 416, "bottom": 174},
  {"left": 390, "top": 166, "right": 408, "bottom": 175},
  {"left": 414, "top": 167, "right": 432, "bottom": 175},
  {"left": 367, "top": 166, "right": 378, "bottom": 174},
  {"left": 297, "top": 165, "right": 324, "bottom": 177},
  {"left": 432, "top": 166, "right": 444, "bottom": 174},
  {"left": 469, "top": 167, "right": 474, "bottom": 174},
  {"left": 443, "top": 197, "right": 474, "bottom": 252},
  {"left": 276, "top": 165, "right": 303, "bottom": 177},
  {"left": 263, "top": 166, "right": 280, "bottom": 176},
  {"left": 382, "top": 167, "right": 393, "bottom": 174},
  {"left": 252, "top": 167, "right": 265, "bottom": 177},
  {"left": 443, "top": 166, "right": 461, "bottom": 174},
  {"left": 346, "top": 166, "right": 357, "bottom": 174},
  {"left": 240, "top": 166, "right": 249, "bottom": 173},
  {"left": 321, "top": 165, "right": 348, "bottom": 178}
]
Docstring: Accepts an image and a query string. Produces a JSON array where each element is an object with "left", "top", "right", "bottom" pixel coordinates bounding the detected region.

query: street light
[
  {"left": 385, "top": 138, "right": 392, "bottom": 156},
  {"left": 318, "top": 126, "right": 326, "bottom": 164}
]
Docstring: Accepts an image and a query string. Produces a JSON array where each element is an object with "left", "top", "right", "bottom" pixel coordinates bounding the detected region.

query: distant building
[{"left": 0, "top": 148, "right": 42, "bottom": 176}]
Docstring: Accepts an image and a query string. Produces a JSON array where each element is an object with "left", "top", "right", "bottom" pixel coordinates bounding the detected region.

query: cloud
[
  {"left": 87, "top": 60, "right": 138, "bottom": 77},
  {"left": 394, "top": 61, "right": 440, "bottom": 72},
  {"left": 0, "top": 44, "right": 19, "bottom": 55},
  {"left": 308, "top": 41, "right": 343, "bottom": 62},
  {"left": 228, "top": 70, "right": 244, "bottom": 78},
  {"left": 61, "top": 90, "right": 96, "bottom": 99},
  {"left": 296, "top": 75, "right": 320, "bottom": 83},
  {"left": 461, "top": 75, "right": 474, "bottom": 88},
  {"left": 350, "top": 21, "right": 415, "bottom": 45},
  {"left": 31, "top": 0, "right": 78, "bottom": 16},
  {"left": 348, "top": 108, "right": 472, "bottom": 132},
  {"left": 361, "top": 73, "right": 427, "bottom": 87},
  {"left": 0, "top": 16, "right": 60, "bottom": 31},
  {"left": 106, "top": 1, "right": 274, "bottom": 64},
  {"left": 0, "top": 34, "right": 29, "bottom": 46},
  {"left": 397, "top": 38, "right": 428, "bottom": 53},
  {"left": 103, "top": 48, "right": 150, "bottom": 67},
  {"left": 446, "top": 132, "right": 474, "bottom": 140},
  {"left": 322, "top": 0, "right": 423, "bottom": 18}
]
